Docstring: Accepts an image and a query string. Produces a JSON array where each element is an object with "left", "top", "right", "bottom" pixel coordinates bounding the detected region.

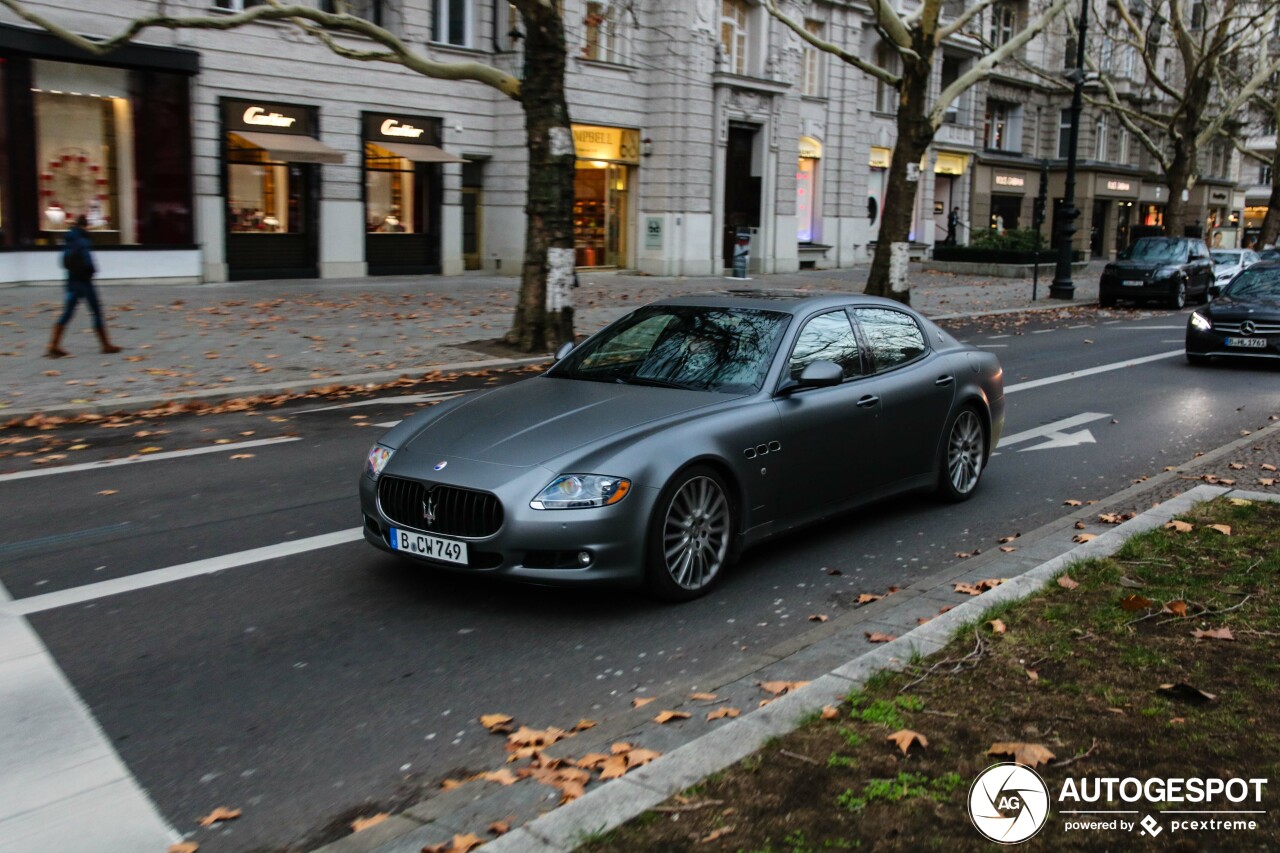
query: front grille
[
  {"left": 378, "top": 476, "right": 503, "bottom": 539},
  {"left": 1212, "top": 321, "right": 1280, "bottom": 335}
]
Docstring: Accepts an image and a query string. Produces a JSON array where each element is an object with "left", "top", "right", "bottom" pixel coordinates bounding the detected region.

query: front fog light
[
  {"left": 366, "top": 444, "right": 394, "bottom": 479},
  {"left": 531, "top": 474, "right": 632, "bottom": 509},
  {"left": 1190, "top": 312, "right": 1212, "bottom": 332}
]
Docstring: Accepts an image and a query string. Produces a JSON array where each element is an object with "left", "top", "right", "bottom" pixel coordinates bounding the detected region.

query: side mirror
[
  {"left": 554, "top": 341, "right": 575, "bottom": 361},
  {"left": 1208, "top": 283, "right": 1223, "bottom": 300},
  {"left": 793, "top": 360, "right": 844, "bottom": 390}
]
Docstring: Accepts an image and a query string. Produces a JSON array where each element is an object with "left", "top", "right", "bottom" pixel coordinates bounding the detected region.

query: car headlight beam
[
  {"left": 531, "top": 474, "right": 632, "bottom": 510},
  {"left": 366, "top": 444, "right": 394, "bottom": 480},
  {"left": 1189, "top": 312, "right": 1212, "bottom": 332}
]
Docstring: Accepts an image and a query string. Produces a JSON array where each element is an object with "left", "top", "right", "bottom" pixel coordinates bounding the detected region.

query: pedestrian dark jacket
[{"left": 62, "top": 225, "right": 96, "bottom": 283}]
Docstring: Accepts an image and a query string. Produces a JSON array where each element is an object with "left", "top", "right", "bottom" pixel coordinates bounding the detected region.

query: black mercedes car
[
  {"left": 1099, "top": 236, "right": 1214, "bottom": 309},
  {"left": 1186, "top": 261, "right": 1280, "bottom": 364},
  {"left": 361, "top": 292, "right": 1004, "bottom": 600}
]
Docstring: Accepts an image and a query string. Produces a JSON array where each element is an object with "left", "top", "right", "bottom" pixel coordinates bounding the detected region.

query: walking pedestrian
[
  {"left": 946, "top": 206, "right": 960, "bottom": 245},
  {"left": 47, "top": 215, "right": 120, "bottom": 358}
]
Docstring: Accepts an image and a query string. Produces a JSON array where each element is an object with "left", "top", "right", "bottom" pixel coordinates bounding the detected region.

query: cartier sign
[
  {"left": 225, "top": 98, "right": 312, "bottom": 136},
  {"left": 380, "top": 119, "right": 425, "bottom": 138},
  {"left": 243, "top": 106, "right": 296, "bottom": 128},
  {"left": 364, "top": 112, "right": 441, "bottom": 146}
]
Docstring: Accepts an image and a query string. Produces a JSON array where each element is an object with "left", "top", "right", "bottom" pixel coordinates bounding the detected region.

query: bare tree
[
  {"left": 1090, "top": 0, "right": 1280, "bottom": 237},
  {"left": 1226, "top": 69, "right": 1280, "bottom": 248},
  {"left": 766, "top": 0, "right": 1068, "bottom": 304},
  {"left": 0, "top": 0, "right": 576, "bottom": 352}
]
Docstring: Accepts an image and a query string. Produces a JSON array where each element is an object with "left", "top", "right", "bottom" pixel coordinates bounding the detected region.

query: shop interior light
[{"left": 590, "top": 160, "right": 609, "bottom": 168}]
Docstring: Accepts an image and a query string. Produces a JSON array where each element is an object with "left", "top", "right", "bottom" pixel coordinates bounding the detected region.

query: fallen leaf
[
  {"left": 350, "top": 813, "right": 389, "bottom": 832},
  {"left": 1074, "top": 520, "right": 1087, "bottom": 530},
  {"left": 1058, "top": 574, "right": 1080, "bottom": 590},
  {"left": 865, "top": 631, "right": 896, "bottom": 643},
  {"left": 1191, "top": 627, "right": 1235, "bottom": 641},
  {"left": 1207, "top": 524, "right": 1231, "bottom": 536},
  {"left": 1026, "top": 669, "right": 1039, "bottom": 682},
  {"left": 488, "top": 820, "right": 511, "bottom": 836},
  {"left": 999, "top": 545, "right": 1017, "bottom": 553},
  {"left": 987, "top": 742, "right": 1056, "bottom": 769},
  {"left": 439, "top": 778, "right": 467, "bottom": 790},
  {"left": 138, "top": 446, "right": 163, "bottom": 454},
  {"left": 808, "top": 614, "right": 829, "bottom": 622},
  {"left": 954, "top": 582, "right": 984, "bottom": 596},
  {"left": 1164, "top": 600, "right": 1189, "bottom": 618},
  {"left": 759, "top": 680, "right": 809, "bottom": 696},
  {"left": 168, "top": 844, "right": 199, "bottom": 853},
  {"left": 1063, "top": 499, "right": 1083, "bottom": 506},
  {"left": 825, "top": 567, "right": 842, "bottom": 575},
  {"left": 1229, "top": 462, "right": 1246, "bottom": 470},
  {"left": 97, "top": 489, "right": 119, "bottom": 496},
  {"left": 197, "top": 807, "right": 242, "bottom": 827},
  {"left": 505, "top": 725, "right": 569, "bottom": 752},
  {"left": 631, "top": 696, "right": 657, "bottom": 708},
  {"left": 700, "top": 826, "right": 735, "bottom": 843},
  {"left": 479, "top": 713, "right": 513, "bottom": 733},
  {"left": 653, "top": 710, "right": 691, "bottom": 724},
  {"left": 1118, "top": 576, "right": 1146, "bottom": 588},
  {"left": 856, "top": 593, "right": 884, "bottom": 604},
  {"left": 1157, "top": 682, "right": 1217, "bottom": 703},
  {"left": 887, "top": 729, "right": 928, "bottom": 755},
  {"left": 821, "top": 706, "right": 840, "bottom": 721},
  {"left": 229, "top": 453, "right": 255, "bottom": 460},
  {"left": 977, "top": 578, "right": 1007, "bottom": 590},
  {"left": 1229, "top": 498, "right": 1254, "bottom": 506},
  {"left": 1119, "top": 595, "right": 1154, "bottom": 612},
  {"left": 478, "top": 769, "right": 519, "bottom": 786},
  {"left": 707, "top": 707, "right": 741, "bottom": 721},
  {"left": 1262, "top": 463, "right": 1278, "bottom": 472},
  {"left": 988, "top": 619, "right": 1007, "bottom": 634},
  {"left": 422, "top": 833, "right": 485, "bottom": 853},
  {"left": 1165, "top": 520, "right": 1194, "bottom": 533},
  {"left": 999, "top": 533, "right": 1021, "bottom": 544},
  {"left": 571, "top": 718, "right": 598, "bottom": 732},
  {"left": 1261, "top": 478, "right": 1277, "bottom": 487},
  {"left": 1072, "top": 533, "right": 1098, "bottom": 543},
  {"left": 689, "top": 692, "right": 718, "bottom": 702},
  {"left": 517, "top": 764, "right": 591, "bottom": 802}
]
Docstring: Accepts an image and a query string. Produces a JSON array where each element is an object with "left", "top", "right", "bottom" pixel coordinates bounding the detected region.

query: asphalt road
[{"left": 2, "top": 305, "right": 1277, "bottom": 851}]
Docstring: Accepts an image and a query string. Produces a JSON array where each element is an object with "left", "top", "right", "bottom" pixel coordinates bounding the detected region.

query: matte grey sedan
[{"left": 360, "top": 292, "right": 1005, "bottom": 600}]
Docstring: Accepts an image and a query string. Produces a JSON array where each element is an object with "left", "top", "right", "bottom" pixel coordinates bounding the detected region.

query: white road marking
[
  {"left": 1112, "top": 325, "right": 1186, "bottom": 330},
  {"left": 976, "top": 344, "right": 1008, "bottom": 348},
  {"left": 0, "top": 577, "right": 178, "bottom": 851},
  {"left": 988, "top": 334, "right": 1012, "bottom": 339},
  {"left": 4, "top": 528, "right": 364, "bottom": 617},
  {"left": 0, "top": 437, "right": 300, "bottom": 483},
  {"left": 297, "top": 391, "right": 467, "bottom": 413},
  {"left": 375, "top": 421, "right": 402, "bottom": 428},
  {"left": 1031, "top": 329, "right": 1054, "bottom": 334},
  {"left": 996, "top": 412, "right": 1111, "bottom": 453},
  {"left": 1004, "top": 350, "right": 1183, "bottom": 394}
]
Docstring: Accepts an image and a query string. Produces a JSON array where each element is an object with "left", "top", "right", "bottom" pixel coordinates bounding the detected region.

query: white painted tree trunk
[
  {"left": 889, "top": 242, "right": 910, "bottom": 294},
  {"left": 545, "top": 247, "right": 575, "bottom": 312}
]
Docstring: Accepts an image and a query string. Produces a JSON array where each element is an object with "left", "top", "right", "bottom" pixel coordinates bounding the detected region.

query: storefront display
[
  {"left": 797, "top": 136, "right": 821, "bottom": 243},
  {"left": 572, "top": 124, "right": 639, "bottom": 268}
]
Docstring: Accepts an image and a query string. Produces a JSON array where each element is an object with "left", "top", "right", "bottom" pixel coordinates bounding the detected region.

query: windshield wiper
[{"left": 613, "top": 374, "right": 695, "bottom": 390}]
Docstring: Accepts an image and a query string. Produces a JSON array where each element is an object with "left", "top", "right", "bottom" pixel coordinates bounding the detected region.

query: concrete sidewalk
[{"left": 0, "top": 263, "right": 1101, "bottom": 419}]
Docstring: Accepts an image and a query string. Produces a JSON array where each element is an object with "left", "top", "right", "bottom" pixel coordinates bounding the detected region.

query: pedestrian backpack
[{"left": 63, "top": 245, "right": 95, "bottom": 280}]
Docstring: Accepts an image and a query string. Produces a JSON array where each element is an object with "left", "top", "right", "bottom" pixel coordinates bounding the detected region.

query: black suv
[{"left": 1099, "top": 237, "right": 1214, "bottom": 309}]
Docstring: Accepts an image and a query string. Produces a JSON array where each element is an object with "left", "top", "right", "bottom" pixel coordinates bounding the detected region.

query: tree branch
[
  {"left": 764, "top": 0, "right": 902, "bottom": 87},
  {"left": 937, "top": 0, "right": 998, "bottom": 42}
]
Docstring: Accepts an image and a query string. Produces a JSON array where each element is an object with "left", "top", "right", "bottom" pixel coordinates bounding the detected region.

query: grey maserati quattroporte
[{"left": 360, "top": 291, "right": 1004, "bottom": 600}]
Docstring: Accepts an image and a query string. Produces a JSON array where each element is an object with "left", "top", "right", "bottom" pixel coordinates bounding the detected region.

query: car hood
[
  {"left": 396, "top": 378, "right": 726, "bottom": 468},
  {"left": 1109, "top": 260, "right": 1178, "bottom": 272},
  {"left": 1207, "top": 294, "right": 1280, "bottom": 318}
]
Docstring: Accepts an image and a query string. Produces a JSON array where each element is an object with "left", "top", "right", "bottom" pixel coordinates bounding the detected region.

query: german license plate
[
  {"left": 1225, "top": 337, "right": 1266, "bottom": 348},
  {"left": 1121, "top": 280, "right": 1143, "bottom": 286},
  {"left": 390, "top": 527, "right": 468, "bottom": 564}
]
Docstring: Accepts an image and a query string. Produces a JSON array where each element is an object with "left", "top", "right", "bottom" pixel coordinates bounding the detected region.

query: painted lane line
[
  {"left": 1031, "top": 329, "right": 1055, "bottom": 334},
  {"left": 976, "top": 344, "right": 1008, "bottom": 349},
  {"left": 298, "top": 391, "right": 468, "bottom": 413},
  {"left": 995, "top": 412, "right": 1111, "bottom": 454},
  {"left": 4, "top": 528, "right": 363, "bottom": 616},
  {"left": 0, "top": 577, "right": 178, "bottom": 850},
  {"left": 0, "top": 437, "right": 300, "bottom": 483},
  {"left": 1112, "top": 325, "right": 1186, "bottom": 330},
  {"left": 375, "top": 421, "right": 402, "bottom": 428},
  {"left": 1004, "top": 350, "right": 1183, "bottom": 395}
]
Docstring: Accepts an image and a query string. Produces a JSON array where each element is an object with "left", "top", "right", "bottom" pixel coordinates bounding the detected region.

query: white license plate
[
  {"left": 390, "top": 527, "right": 468, "bottom": 564},
  {"left": 1225, "top": 337, "right": 1267, "bottom": 348},
  {"left": 1121, "top": 280, "right": 1144, "bottom": 286}
]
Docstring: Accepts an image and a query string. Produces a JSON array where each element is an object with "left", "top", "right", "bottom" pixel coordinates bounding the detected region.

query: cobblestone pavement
[{"left": 0, "top": 262, "right": 1102, "bottom": 418}]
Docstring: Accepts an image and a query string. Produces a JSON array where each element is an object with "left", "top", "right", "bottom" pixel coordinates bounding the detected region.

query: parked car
[
  {"left": 1257, "top": 248, "right": 1280, "bottom": 262},
  {"left": 1099, "top": 237, "right": 1214, "bottom": 309},
  {"left": 1186, "top": 262, "right": 1280, "bottom": 364},
  {"left": 360, "top": 292, "right": 1005, "bottom": 600},
  {"left": 1209, "top": 248, "right": 1260, "bottom": 295}
]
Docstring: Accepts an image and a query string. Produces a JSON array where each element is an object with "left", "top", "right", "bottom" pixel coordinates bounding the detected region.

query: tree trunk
[
  {"left": 865, "top": 52, "right": 934, "bottom": 304},
  {"left": 506, "top": 5, "right": 576, "bottom": 352},
  {"left": 1259, "top": 143, "right": 1280, "bottom": 248},
  {"left": 1163, "top": 146, "right": 1193, "bottom": 237}
]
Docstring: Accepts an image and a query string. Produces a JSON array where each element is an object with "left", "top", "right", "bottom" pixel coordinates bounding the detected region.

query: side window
[
  {"left": 854, "top": 308, "right": 927, "bottom": 372},
  {"left": 789, "top": 311, "right": 862, "bottom": 380}
]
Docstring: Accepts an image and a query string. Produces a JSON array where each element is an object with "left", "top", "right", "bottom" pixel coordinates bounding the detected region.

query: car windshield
[
  {"left": 1210, "top": 251, "right": 1242, "bottom": 266},
  {"left": 1119, "top": 240, "right": 1187, "bottom": 263},
  {"left": 1258, "top": 249, "right": 1280, "bottom": 261},
  {"left": 1223, "top": 267, "right": 1280, "bottom": 300},
  {"left": 550, "top": 305, "right": 791, "bottom": 394}
]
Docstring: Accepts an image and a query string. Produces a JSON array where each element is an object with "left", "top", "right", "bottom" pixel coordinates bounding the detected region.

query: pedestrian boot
[
  {"left": 96, "top": 326, "right": 122, "bottom": 354},
  {"left": 46, "top": 323, "right": 69, "bottom": 358}
]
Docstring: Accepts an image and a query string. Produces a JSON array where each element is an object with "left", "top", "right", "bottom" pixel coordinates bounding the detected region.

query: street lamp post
[{"left": 1051, "top": 0, "right": 1090, "bottom": 300}]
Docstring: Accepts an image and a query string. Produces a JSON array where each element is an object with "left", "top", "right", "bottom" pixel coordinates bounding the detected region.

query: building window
[
  {"left": 1261, "top": 164, "right": 1272, "bottom": 185},
  {"left": 321, "top": 0, "right": 382, "bottom": 25},
  {"left": 874, "top": 42, "right": 898, "bottom": 113},
  {"left": 797, "top": 137, "right": 821, "bottom": 242},
  {"left": 213, "top": 0, "right": 266, "bottom": 10},
  {"left": 433, "top": 0, "right": 472, "bottom": 47},
  {"left": 720, "top": 0, "right": 749, "bottom": 75},
  {"left": 801, "top": 20, "right": 825, "bottom": 96},
  {"left": 1093, "top": 112, "right": 1108, "bottom": 160},
  {"left": 1117, "top": 128, "right": 1130, "bottom": 165},
  {"left": 984, "top": 101, "right": 1022, "bottom": 152},
  {"left": 582, "top": 1, "right": 626, "bottom": 63},
  {"left": 940, "top": 54, "right": 967, "bottom": 123},
  {"left": 988, "top": 2, "right": 1016, "bottom": 46},
  {"left": 1057, "top": 109, "right": 1073, "bottom": 158}
]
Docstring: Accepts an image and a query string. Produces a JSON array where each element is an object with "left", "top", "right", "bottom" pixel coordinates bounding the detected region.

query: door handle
[
  {"left": 856, "top": 395, "right": 880, "bottom": 408},
  {"left": 935, "top": 375, "right": 954, "bottom": 386}
]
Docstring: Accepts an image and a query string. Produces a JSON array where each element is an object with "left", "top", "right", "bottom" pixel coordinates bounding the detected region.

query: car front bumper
[{"left": 1185, "top": 325, "right": 1280, "bottom": 360}]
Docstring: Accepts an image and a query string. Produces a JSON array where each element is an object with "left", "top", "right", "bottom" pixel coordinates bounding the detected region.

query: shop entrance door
[
  {"left": 226, "top": 159, "right": 319, "bottom": 280},
  {"left": 573, "top": 163, "right": 629, "bottom": 268},
  {"left": 1114, "top": 201, "right": 1133, "bottom": 254},
  {"left": 722, "top": 124, "right": 761, "bottom": 267},
  {"left": 1090, "top": 200, "right": 1108, "bottom": 258},
  {"left": 462, "top": 160, "right": 483, "bottom": 271}
]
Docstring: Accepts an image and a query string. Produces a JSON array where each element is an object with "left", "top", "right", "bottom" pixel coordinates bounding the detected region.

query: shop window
[
  {"left": 34, "top": 61, "right": 134, "bottom": 243},
  {"left": 227, "top": 137, "right": 306, "bottom": 234},
  {"left": 433, "top": 0, "right": 472, "bottom": 47},
  {"left": 365, "top": 143, "right": 425, "bottom": 233},
  {"left": 321, "top": 0, "right": 383, "bottom": 25},
  {"left": 582, "top": 2, "right": 627, "bottom": 63},
  {"left": 801, "top": 20, "right": 826, "bottom": 97},
  {"left": 984, "top": 100, "right": 1022, "bottom": 152},
  {"left": 574, "top": 161, "right": 629, "bottom": 268},
  {"left": 720, "top": 0, "right": 749, "bottom": 75},
  {"left": 797, "top": 156, "right": 817, "bottom": 242},
  {"left": 990, "top": 195, "right": 1021, "bottom": 232}
]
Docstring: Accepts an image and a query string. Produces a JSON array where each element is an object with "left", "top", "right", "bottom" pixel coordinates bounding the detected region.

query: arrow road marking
[{"left": 996, "top": 412, "right": 1111, "bottom": 454}]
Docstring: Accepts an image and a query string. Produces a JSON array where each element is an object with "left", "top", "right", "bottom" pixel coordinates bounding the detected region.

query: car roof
[{"left": 651, "top": 290, "right": 913, "bottom": 316}]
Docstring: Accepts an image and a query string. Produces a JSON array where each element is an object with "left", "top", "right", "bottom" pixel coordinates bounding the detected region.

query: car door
[
  {"left": 771, "top": 310, "right": 884, "bottom": 519},
  {"left": 1186, "top": 241, "right": 1213, "bottom": 295},
  {"left": 851, "top": 307, "right": 955, "bottom": 487}
]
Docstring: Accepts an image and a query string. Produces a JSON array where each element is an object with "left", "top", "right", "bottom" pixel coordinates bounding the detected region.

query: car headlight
[
  {"left": 366, "top": 444, "right": 394, "bottom": 480},
  {"left": 1189, "top": 312, "right": 1212, "bottom": 332},
  {"left": 531, "top": 474, "right": 631, "bottom": 510}
]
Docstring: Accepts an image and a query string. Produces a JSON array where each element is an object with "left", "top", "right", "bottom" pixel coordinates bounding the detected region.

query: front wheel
[
  {"left": 645, "top": 466, "right": 735, "bottom": 601},
  {"left": 1169, "top": 280, "right": 1187, "bottom": 310},
  {"left": 938, "top": 407, "right": 987, "bottom": 502}
]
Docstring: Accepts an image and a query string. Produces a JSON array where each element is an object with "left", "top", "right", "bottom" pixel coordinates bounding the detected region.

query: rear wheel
[
  {"left": 645, "top": 466, "right": 734, "bottom": 601},
  {"left": 1168, "top": 281, "right": 1187, "bottom": 310},
  {"left": 938, "top": 407, "right": 987, "bottom": 502}
]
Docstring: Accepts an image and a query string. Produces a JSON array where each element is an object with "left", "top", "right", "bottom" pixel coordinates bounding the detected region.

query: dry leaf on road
[
  {"left": 887, "top": 729, "right": 928, "bottom": 755},
  {"left": 707, "top": 707, "right": 741, "bottom": 721},
  {"left": 631, "top": 696, "right": 657, "bottom": 708},
  {"left": 988, "top": 742, "right": 1056, "bottom": 769},
  {"left": 1063, "top": 499, "right": 1083, "bottom": 506},
  {"left": 488, "top": 820, "right": 511, "bottom": 836},
  {"left": 422, "top": 833, "right": 485, "bottom": 853},
  {"left": 197, "top": 807, "right": 242, "bottom": 827},
  {"left": 1073, "top": 533, "right": 1098, "bottom": 543},
  {"left": 350, "top": 813, "right": 389, "bottom": 832},
  {"left": 479, "top": 713, "right": 513, "bottom": 733},
  {"left": 759, "top": 680, "right": 809, "bottom": 696},
  {"left": 857, "top": 593, "right": 884, "bottom": 603},
  {"left": 865, "top": 632, "right": 896, "bottom": 643},
  {"left": 97, "top": 489, "right": 119, "bottom": 496},
  {"left": 653, "top": 710, "right": 691, "bottom": 724},
  {"left": 168, "top": 844, "right": 199, "bottom": 853},
  {"left": 571, "top": 718, "right": 598, "bottom": 732},
  {"left": 809, "top": 614, "right": 829, "bottom": 622},
  {"left": 478, "top": 769, "right": 519, "bottom": 786},
  {"left": 689, "top": 692, "right": 718, "bottom": 702}
]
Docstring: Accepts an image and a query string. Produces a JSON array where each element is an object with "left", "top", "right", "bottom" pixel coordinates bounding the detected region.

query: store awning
[
  {"left": 230, "top": 131, "right": 345, "bottom": 164},
  {"left": 374, "top": 142, "right": 467, "bottom": 164}
]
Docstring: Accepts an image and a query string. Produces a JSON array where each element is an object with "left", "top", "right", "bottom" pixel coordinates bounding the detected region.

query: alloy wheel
[
  {"left": 947, "top": 410, "right": 984, "bottom": 495},
  {"left": 1171, "top": 281, "right": 1187, "bottom": 309},
  {"left": 662, "top": 475, "right": 730, "bottom": 591}
]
